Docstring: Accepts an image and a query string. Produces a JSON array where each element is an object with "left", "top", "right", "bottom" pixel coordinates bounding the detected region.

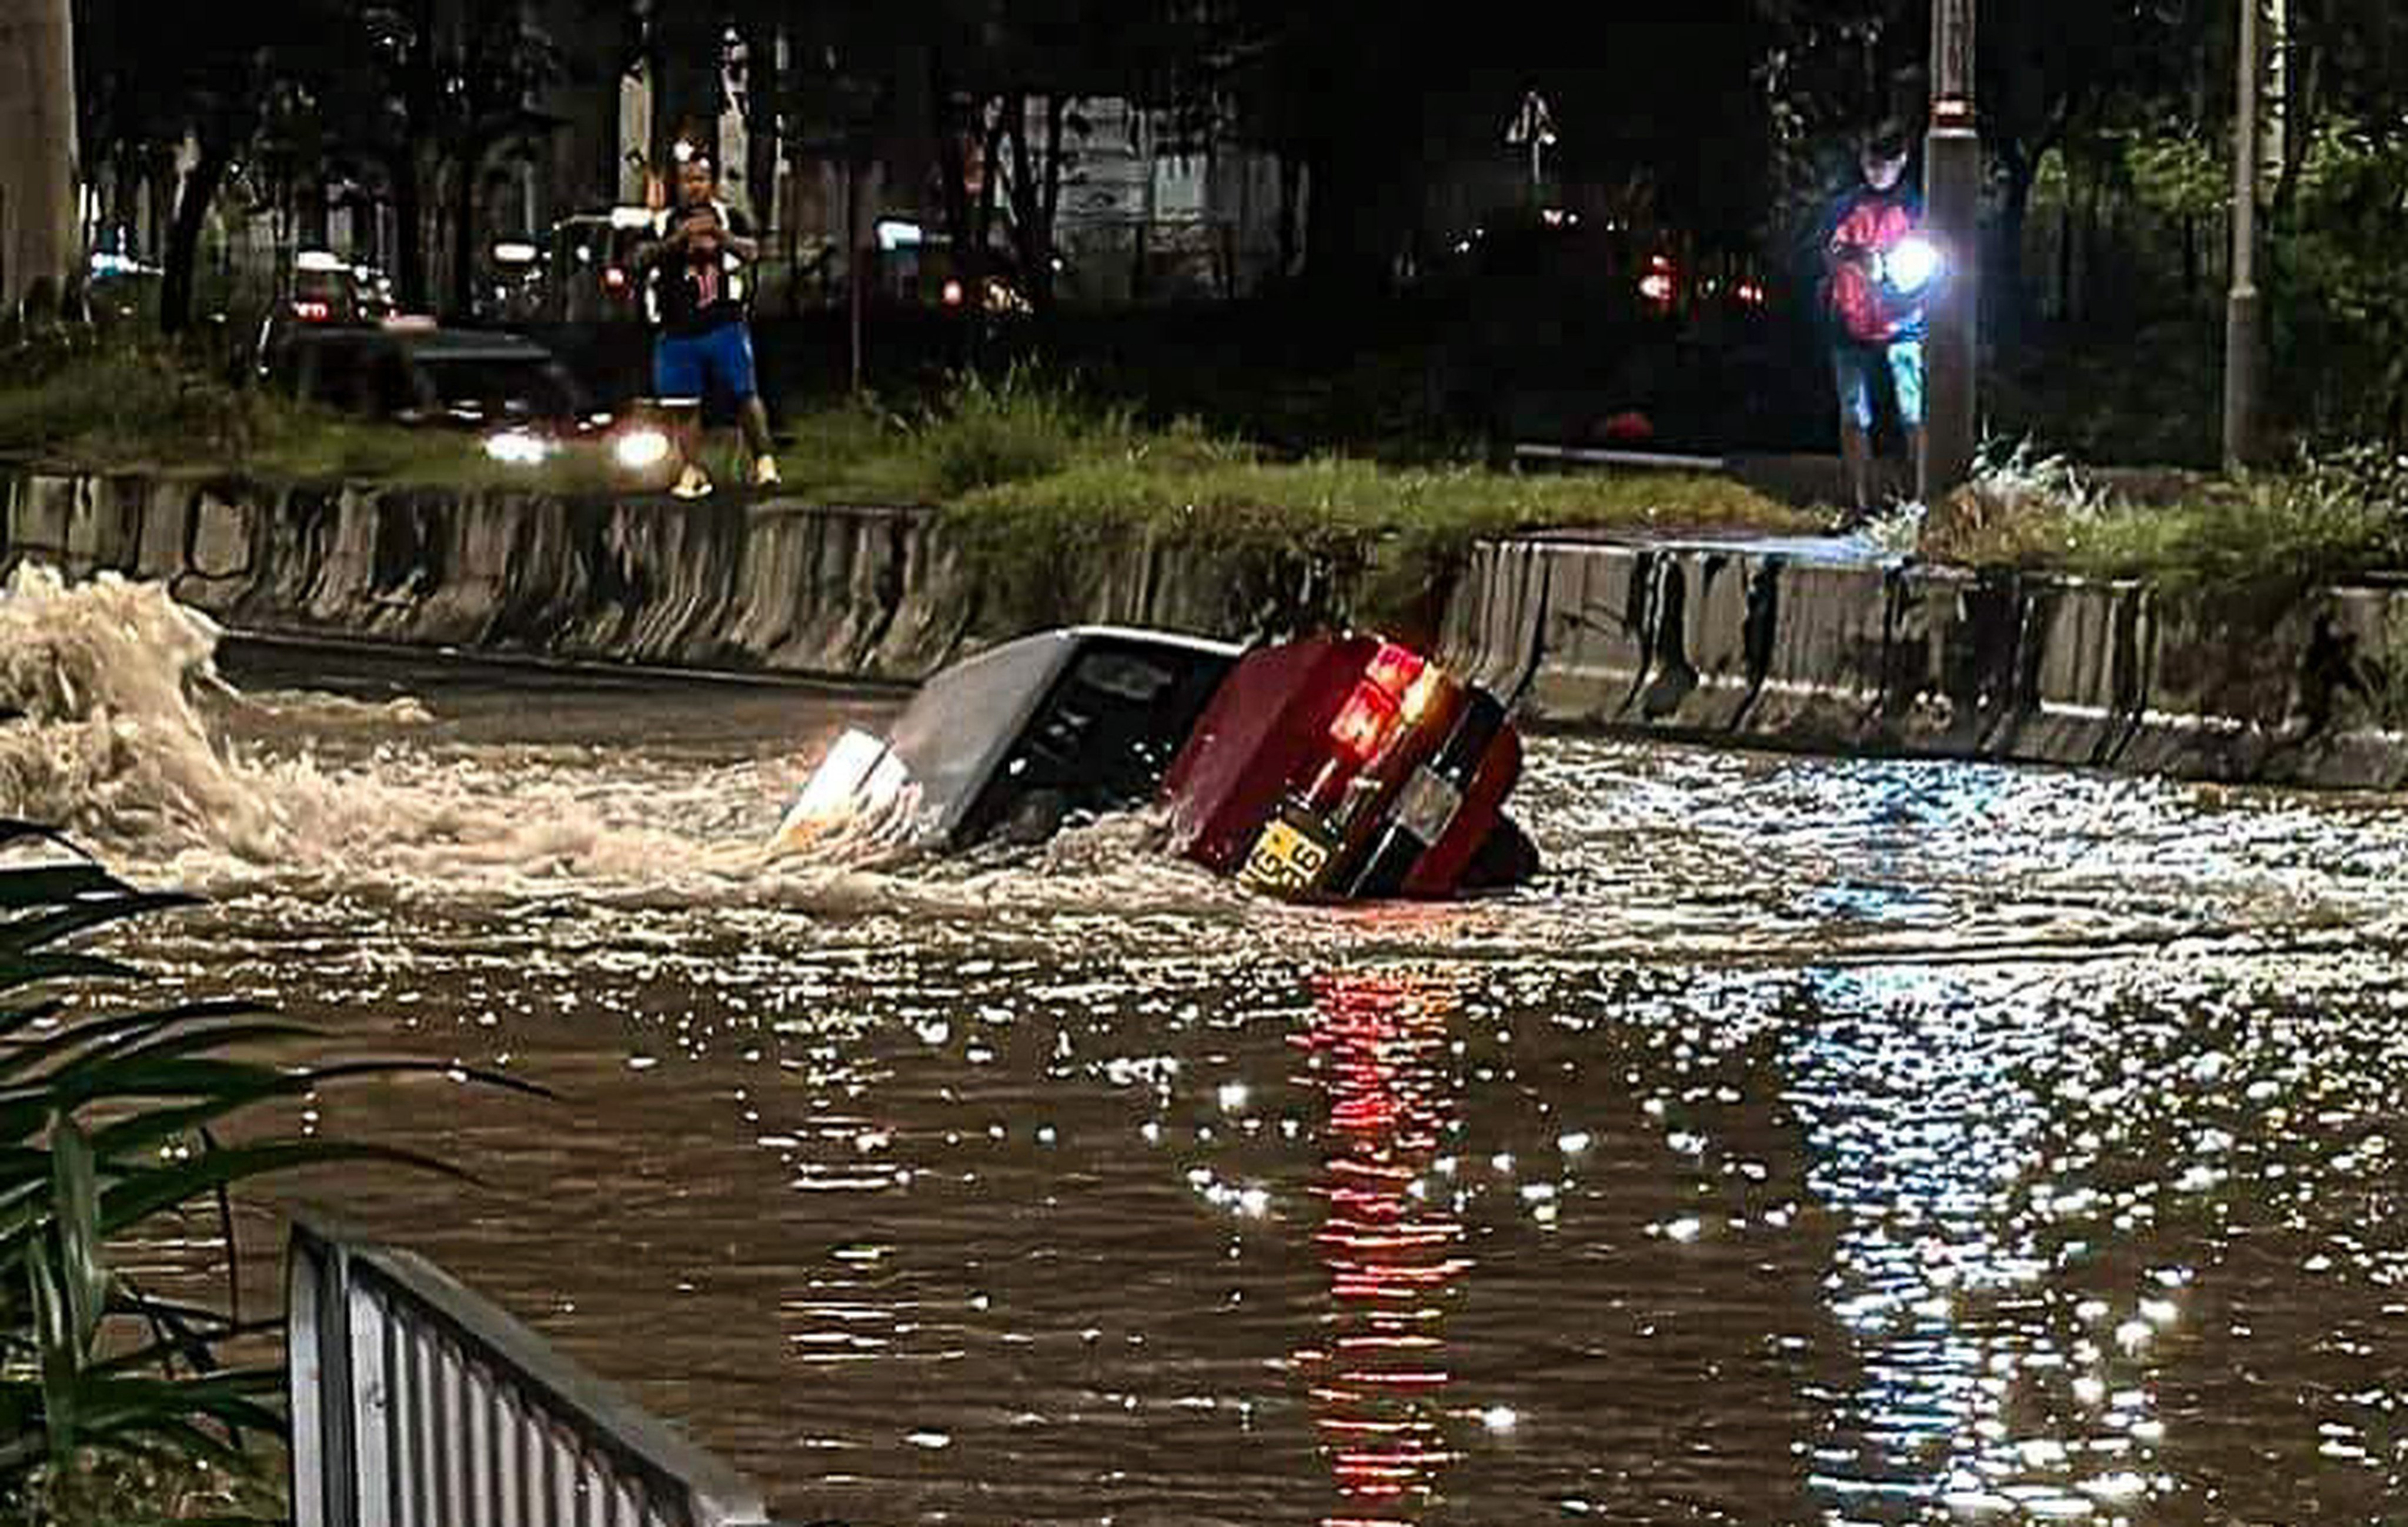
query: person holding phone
[{"left": 635, "top": 154, "right": 779, "bottom": 496}]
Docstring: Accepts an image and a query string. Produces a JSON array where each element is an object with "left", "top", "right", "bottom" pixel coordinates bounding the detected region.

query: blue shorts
[
  {"left": 653, "top": 322, "right": 757, "bottom": 405},
  {"left": 1833, "top": 338, "right": 1925, "bottom": 430}
]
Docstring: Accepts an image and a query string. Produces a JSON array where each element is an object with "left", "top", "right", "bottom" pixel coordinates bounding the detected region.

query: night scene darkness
[{"left": 5, "top": 1, "right": 2408, "bottom": 1523}]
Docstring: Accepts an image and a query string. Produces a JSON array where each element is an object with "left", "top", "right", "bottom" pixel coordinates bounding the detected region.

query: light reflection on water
[
  {"left": 76, "top": 655, "right": 2408, "bottom": 1525},
  {"left": 1294, "top": 969, "right": 1471, "bottom": 1526}
]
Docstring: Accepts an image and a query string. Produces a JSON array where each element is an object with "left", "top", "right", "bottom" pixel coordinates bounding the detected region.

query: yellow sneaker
[
  {"left": 670, "top": 464, "right": 713, "bottom": 499},
  {"left": 751, "top": 454, "right": 781, "bottom": 488}
]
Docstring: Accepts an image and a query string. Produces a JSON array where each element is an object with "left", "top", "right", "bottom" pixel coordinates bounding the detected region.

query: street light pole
[
  {"left": 1506, "top": 91, "right": 1557, "bottom": 209},
  {"left": 0, "top": 0, "right": 81, "bottom": 322},
  {"left": 1921, "top": 0, "right": 1980, "bottom": 505},
  {"left": 2224, "top": 0, "right": 2270, "bottom": 471}
]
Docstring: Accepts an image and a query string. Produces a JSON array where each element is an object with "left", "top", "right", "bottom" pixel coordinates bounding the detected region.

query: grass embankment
[
  {"left": 9, "top": 338, "right": 2407, "bottom": 609},
  {"left": 0, "top": 339, "right": 559, "bottom": 491},
  {"left": 0, "top": 342, "right": 1809, "bottom": 630},
  {"left": 1924, "top": 440, "right": 2408, "bottom": 600}
]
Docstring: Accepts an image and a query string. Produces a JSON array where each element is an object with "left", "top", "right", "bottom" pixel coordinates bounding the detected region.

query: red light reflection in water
[{"left": 1292, "top": 970, "right": 1469, "bottom": 1527}]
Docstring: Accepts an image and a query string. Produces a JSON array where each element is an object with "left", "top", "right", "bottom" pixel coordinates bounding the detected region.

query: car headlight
[
  {"left": 612, "top": 425, "right": 673, "bottom": 472},
  {"left": 482, "top": 428, "right": 555, "bottom": 466},
  {"left": 771, "top": 728, "right": 917, "bottom": 855}
]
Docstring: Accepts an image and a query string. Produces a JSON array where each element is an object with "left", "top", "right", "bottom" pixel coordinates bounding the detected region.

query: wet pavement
[{"left": 21, "top": 594, "right": 2408, "bottom": 1525}]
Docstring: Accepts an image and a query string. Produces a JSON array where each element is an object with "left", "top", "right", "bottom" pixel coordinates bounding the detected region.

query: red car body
[
  {"left": 1161, "top": 634, "right": 1532, "bottom": 901},
  {"left": 774, "top": 627, "right": 1537, "bottom": 901}
]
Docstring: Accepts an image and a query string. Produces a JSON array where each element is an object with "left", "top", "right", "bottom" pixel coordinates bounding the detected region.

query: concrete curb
[
  {"left": 1438, "top": 534, "right": 2408, "bottom": 789},
  {"left": 3, "top": 470, "right": 1340, "bottom": 682},
  {"left": 8, "top": 469, "right": 2404, "bottom": 789}
]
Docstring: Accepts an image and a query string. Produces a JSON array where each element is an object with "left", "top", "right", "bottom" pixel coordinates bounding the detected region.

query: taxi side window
[
  {"left": 1070, "top": 652, "right": 1175, "bottom": 704},
  {"left": 1018, "top": 648, "right": 1205, "bottom": 788}
]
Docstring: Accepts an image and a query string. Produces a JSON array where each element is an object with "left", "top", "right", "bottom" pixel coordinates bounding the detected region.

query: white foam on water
[
  {"left": 0, "top": 565, "right": 1254, "bottom": 923},
  {"left": 0, "top": 562, "right": 301, "bottom": 860}
]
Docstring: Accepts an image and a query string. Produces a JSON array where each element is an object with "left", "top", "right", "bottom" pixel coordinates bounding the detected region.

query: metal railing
[{"left": 287, "top": 1210, "right": 778, "bottom": 1527}]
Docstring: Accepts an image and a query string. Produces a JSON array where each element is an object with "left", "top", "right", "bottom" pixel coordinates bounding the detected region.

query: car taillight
[
  {"left": 292, "top": 299, "right": 332, "bottom": 321},
  {"left": 1363, "top": 642, "right": 1426, "bottom": 701},
  {"left": 1639, "top": 255, "right": 1678, "bottom": 307},
  {"left": 603, "top": 266, "right": 628, "bottom": 291},
  {"left": 1331, "top": 642, "right": 1442, "bottom": 764},
  {"left": 1329, "top": 681, "right": 1400, "bottom": 764}
]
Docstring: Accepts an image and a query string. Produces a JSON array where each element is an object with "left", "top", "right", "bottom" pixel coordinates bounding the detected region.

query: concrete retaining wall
[
  {"left": 1439, "top": 534, "right": 2408, "bottom": 788},
  {"left": 8, "top": 470, "right": 2404, "bottom": 787},
  {"left": 1, "top": 471, "right": 1342, "bottom": 683}
]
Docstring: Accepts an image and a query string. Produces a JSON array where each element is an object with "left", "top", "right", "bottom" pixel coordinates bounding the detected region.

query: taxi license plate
[{"left": 1238, "top": 815, "right": 1334, "bottom": 896}]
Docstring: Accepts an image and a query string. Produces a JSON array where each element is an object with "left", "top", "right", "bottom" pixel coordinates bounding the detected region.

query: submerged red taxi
[{"left": 773, "top": 626, "right": 1537, "bottom": 901}]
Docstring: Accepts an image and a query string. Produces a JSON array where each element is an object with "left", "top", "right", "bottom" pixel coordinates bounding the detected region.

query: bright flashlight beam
[{"left": 1886, "top": 236, "right": 1942, "bottom": 295}]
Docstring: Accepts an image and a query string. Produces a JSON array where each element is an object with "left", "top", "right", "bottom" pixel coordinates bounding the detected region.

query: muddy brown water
[{"left": 69, "top": 638, "right": 2408, "bottom": 1526}]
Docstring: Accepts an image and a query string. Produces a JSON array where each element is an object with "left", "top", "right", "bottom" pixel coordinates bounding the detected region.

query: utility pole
[
  {"left": 2224, "top": 0, "right": 2279, "bottom": 472},
  {"left": 846, "top": 154, "right": 864, "bottom": 394},
  {"left": 1921, "top": 0, "right": 1980, "bottom": 505},
  {"left": 0, "top": 0, "right": 81, "bottom": 323},
  {"left": 1506, "top": 91, "right": 1558, "bottom": 208}
]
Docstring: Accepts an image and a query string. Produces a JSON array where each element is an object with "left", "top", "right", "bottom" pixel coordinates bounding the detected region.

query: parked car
[
  {"left": 264, "top": 324, "right": 582, "bottom": 422},
  {"left": 475, "top": 238, "right": 550, "bottom": 324},
  {"left": 543, "top": 212, "right": 652, "bottom": 322},
  {"left": 772, "top": 626, "right": 1537, "bottom": 901},
  {"left": 251, "top": 253, "right": 397, "bottom": 380},
  {"left": 261, "top": 322, "right": 682, "bottom": 488},
  {"left": 84, "top": 251, "right": 162, "bottom": 329}
]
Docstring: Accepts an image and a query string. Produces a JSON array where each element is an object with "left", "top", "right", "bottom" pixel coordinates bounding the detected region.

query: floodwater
[{"left": 11, "top": 567, "right": 2408, "bottom": 1525}]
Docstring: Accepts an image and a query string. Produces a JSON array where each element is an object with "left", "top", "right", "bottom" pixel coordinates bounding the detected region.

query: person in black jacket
[{"left": 634, "top": 154, "right": 779, "bottom": 497}]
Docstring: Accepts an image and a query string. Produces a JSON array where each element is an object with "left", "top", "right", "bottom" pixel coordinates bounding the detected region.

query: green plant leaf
[
  {"left": 78, "top": 1080, "right": 349, "bottom": 1162},
  {"left": 0, "top": 822, "right": 82, "bottom": 854},
  {"left": 70, "top": 1373, "right": 286, "bottom": 1439},
  {"left": 0, "top": 951, "right": 146, "bottom": 993},
  {"left": 0, "top": 866, "right": 125, "bottom": 911},
  {"left": 87, "top": 1316, "right": 285, "bottom": 1381},
  {"left": 51, "top": 1117, "right": 107, "bottom": 1369},
  {"left": 78, "top": 1059, "right": 549, "bottom": 1173},
  {"left": 1, "top": 1049, "right": 538, "bottom": 1167},
  {"left": 97, "top": 1140, "right": 476, "bottom": 1237},
  {"left": 28, "top": 1233, "right": 78, "bottom": 1468},
  {"left": 0, "top": 999, "right": 68, "bottom": 1043},
  {"left": 0, "top": 999, "right": 278, "bottom": 1083},
  {"left": 0, "top": 825, "right": 544, "bottom": 1503},
  {"left": 38, "top": 1022, "right": 328, "bottom": 1106},
  {"left": 298, "top": 1056, "right": 555, "bottom": 1099},
  {"left": 0, "top": 892, "right": 200, "bottom": 959},
  {"left": 0, "top": 1056, "right": 302, "bottom": 1118},
  {"left": 0, "top": 1125, "right": 479, "bottom": 1282}
]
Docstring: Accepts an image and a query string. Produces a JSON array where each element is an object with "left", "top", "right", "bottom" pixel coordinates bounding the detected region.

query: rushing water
[{"left": 11, "top": 566, "right": 2408, "bottom": 1525}]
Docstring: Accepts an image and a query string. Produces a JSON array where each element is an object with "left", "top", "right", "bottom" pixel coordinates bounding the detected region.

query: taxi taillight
[
  {"left": 1328, "top": 642, "right": 1438, "bottom": 764},
  {"left": 1363, "top": 642, "right": 1426, "bottom": 699},
  {"left": 1329, "top": 681, "right": 1400, "bottom": 764}
]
